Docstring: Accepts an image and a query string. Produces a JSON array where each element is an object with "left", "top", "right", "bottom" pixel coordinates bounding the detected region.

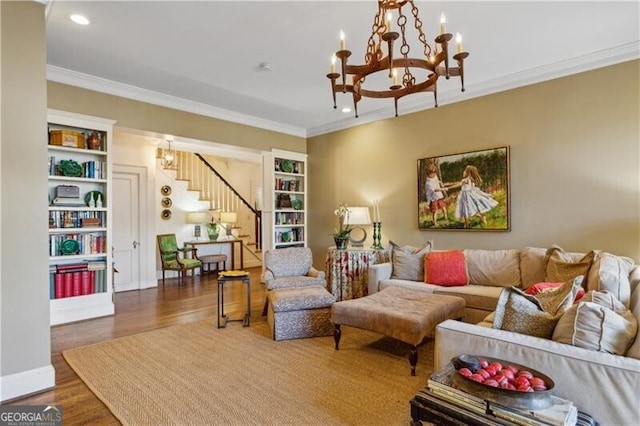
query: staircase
[{"left": 164, "top": 150, "right": 263, "bottom": 268}]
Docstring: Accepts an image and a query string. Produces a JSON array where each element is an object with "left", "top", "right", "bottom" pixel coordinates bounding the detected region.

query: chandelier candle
[{"left": 326, "top": 0, "right": 469, "bottom": 118}]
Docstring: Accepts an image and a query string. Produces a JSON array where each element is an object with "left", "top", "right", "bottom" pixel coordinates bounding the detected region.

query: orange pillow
[
  {"left": 525, "top": 281, "right": 586, "bottom": 302},
  {"left": 424, "top": 250, "right": 469, "bottom": 286}
]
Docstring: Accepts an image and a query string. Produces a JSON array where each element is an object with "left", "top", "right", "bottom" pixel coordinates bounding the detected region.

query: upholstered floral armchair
[{"left": 262, "top": 247, "right": 327, "bottom": 313}]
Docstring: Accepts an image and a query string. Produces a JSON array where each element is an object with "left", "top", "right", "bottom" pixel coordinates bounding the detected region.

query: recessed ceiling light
[
  {"left": 70, "top": 14, "right": 90, "bottom": 25},
  {"left": 341, "top": 107, "right": 352, "bottom": 113}
]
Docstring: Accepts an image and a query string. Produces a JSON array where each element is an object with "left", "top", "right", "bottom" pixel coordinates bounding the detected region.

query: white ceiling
[{"left": 45, "top": 1, "right": 639, "bottom": 138}]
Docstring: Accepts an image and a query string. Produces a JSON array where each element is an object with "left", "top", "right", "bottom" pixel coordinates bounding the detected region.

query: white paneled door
[{"left": 113, "top": 168, "right": 141, "bottom": 292}]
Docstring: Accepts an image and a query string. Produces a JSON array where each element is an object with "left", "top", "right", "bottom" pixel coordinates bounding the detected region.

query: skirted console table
[{"left": 325, "top": 247, "right": 390, "bottom": 301}]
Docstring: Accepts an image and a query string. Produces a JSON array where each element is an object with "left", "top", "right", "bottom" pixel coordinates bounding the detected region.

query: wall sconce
[
  {"left": 185, "top": 211, "right": 210, "bottom": 240},
  {"left": 219, "top": 211, "right": 237, "bottom": 240},
  {"left": 345, "top": 207, "right": 371, "bottom": 247},
  {"left": 161, "top": 140, "right": 175, "bottom": 169}
]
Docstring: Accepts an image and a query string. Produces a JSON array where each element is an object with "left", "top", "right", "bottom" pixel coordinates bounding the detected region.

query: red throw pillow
[
  {"left": 424, "top": 250, "right": 469, "bottom": 286},
  {"left": 525, "top": 282, "right": 586, "bottom": 302}
]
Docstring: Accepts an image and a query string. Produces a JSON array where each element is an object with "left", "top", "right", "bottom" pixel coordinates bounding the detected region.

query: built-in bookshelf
[
  {"left": 47, "top": 109, "right": 115, "bottom": 325},
  {"left": 262, "top": 150, "right": 308, "bottom": 250}
]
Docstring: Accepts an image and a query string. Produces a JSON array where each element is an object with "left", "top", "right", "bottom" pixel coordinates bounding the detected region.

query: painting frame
[{"left": 417, "top": 146, "right": 510, "bottom": 231}]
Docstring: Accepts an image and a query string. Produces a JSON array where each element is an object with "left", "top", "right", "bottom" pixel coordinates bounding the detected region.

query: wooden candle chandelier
[{"left": 326, "top": 0, "right": 469, "bottom": 118}]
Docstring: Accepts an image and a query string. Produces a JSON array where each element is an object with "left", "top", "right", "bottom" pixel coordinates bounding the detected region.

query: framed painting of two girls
[{"left": 417, "top": 146, "right": 510, "bottom": 231}]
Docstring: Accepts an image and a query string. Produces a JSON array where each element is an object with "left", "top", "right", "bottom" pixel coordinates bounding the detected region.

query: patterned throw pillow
[
  {"left": 493, "top": 276, "right": 583, "bottom": 338},
  {"left": 390, "top": 240, "right": 433, "bottom": 281},
  {"left": 553, "top": 290, "right": 638, "bottom": 355},
  {"left": 424, "top": 250, "right": 469, "bottom": 286},
  {"left": 525, "top": 281, "right": 586, "bottom": 302},
  {"left": 545, "top": 246, "right": 596, "bottom": 284}
]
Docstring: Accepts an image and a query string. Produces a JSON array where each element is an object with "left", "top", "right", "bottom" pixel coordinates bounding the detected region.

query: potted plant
[{"left": 333, "top": 203, "right": 352, "bottom": 249}]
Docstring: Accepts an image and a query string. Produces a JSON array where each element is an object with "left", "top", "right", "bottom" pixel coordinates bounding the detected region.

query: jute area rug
[{"left": 63, "top": 318, "right": 435, "bottom": 425}]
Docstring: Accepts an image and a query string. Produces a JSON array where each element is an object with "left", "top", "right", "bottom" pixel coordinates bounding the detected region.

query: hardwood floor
[{"left": 9, "top": 267, "right": 267, "bottom": 425}]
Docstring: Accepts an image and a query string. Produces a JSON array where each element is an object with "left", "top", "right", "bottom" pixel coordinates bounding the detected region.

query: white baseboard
[{"left": 0, "top": 364, "right": 55, "bottom": 403}]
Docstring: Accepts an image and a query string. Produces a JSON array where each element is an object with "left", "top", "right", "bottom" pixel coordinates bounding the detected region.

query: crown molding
[
  {"left": 306, "top": 41, "right": 640, "bottom": 138},
  {"left": 47, "top": 41, "right": 638, "bottom": 140},
  {"left": 46, "top": 65, "right": 307, "bottom": 138}
]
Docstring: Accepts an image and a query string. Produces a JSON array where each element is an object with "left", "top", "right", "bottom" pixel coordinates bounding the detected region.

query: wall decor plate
[
  {"left": 161, "top": 209, "right": 172, "bottom": 220},
  {"left": 60, "top": 239, "right": 80, "bottom": 255},
  {"left": 85, "top": 191, "right": 104, "bottom": 206},
  {"left": 160, "top": 185, "right": 172, "bottom": 196},
  {"left": 280, "top": 159, "right": 294, "bottom": 173},
  {"left": 292, "top": 199, "right": 303, "bottom": 210},
  {"left": 57, "top": 159, "right": 83, "bottom": 177},
  {"left": 161, "top": 197, "right": 172, "bottom": 208}
]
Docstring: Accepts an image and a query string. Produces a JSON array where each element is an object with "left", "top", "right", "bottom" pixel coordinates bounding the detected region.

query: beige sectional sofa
[{"left": 368, "top": 246, "right": 640, "bottom": 425}]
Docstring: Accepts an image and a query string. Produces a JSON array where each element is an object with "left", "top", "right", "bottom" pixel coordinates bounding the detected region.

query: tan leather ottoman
[{"left": 331, "top": 286, "right": 465, "bottom": 375}]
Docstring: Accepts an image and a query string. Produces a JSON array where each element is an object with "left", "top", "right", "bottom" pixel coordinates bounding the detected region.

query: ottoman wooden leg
[
  {"left": 334, "top": 324, "right": 341, "bottom": 350},
  {"left": 409, "top": 345, "right": 418, "bottom": 376}
]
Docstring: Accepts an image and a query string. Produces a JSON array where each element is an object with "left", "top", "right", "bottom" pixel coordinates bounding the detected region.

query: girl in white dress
[{"left": 447, "top": 165, "right": 498, "bottom": 228}]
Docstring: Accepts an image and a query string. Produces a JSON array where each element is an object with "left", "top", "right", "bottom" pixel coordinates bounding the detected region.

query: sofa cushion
[
  {"left": 626, "top": 283, "right": 640, "bottom": 359},
  {"left": 424, "top": 250, "right": 468, "bottom": 286},
  {"left": 586, "top": 252, "right": 633, "bottom": 306},
  {"left": 464, "top": 249, "right": 521, "bottom": 288},
  {"left": 519, "top": 247, "right": 548, "bottom": 290},
  {"left": 545, "top": 247, "right": 596, "bottom": 284},
  {"left": 552, "top": 296, "right": 638, "bottom": 356},
  {"left": 492, "top": 277, "right": 582, "bottom": 338},
  {"left": 390, "top": 240, "right": 433, "bottom": 281},
  {"left": 433, "top": 285, "right": 502, "bottom": 312}
]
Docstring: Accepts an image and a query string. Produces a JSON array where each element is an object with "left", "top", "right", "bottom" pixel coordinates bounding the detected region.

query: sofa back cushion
[
  {"left": 625, "top": 281, "right": 640, "bottom": 359},
  {"left": 587, "top": 252, "right": 634, "bottom": 306},
  {"left": 519, "top": 247, "right": 548, "bottom": 289},
  {"left": 464, "top": 249, "right": 521, "bottom": 288}
]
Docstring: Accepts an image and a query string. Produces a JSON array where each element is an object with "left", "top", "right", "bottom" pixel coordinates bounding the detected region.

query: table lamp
[
  {"left": 344, "top": 207, "right": 372, "bottom": 247},
  {"left": 219, "top": 211, "right": 237, "bottom": 240},
  {"left": 186, "top": 211, "right": 210, "bottom": 240}
]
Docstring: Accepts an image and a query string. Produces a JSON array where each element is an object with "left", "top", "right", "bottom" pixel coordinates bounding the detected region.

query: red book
[
  {"left": 64, "top": 273, "right": 73, "bottom": 298},
  {"left": 81, "top": 270, "right": 90, "bottom": 295},
  {"left": 89, "top": 270, "right": 96, "bottom": 294},
  {"left": 72, "top": 271, "right": 81, "bottom": 296},
  {"left": 54, "top": 273, "right": 64, "bottom": 299}
]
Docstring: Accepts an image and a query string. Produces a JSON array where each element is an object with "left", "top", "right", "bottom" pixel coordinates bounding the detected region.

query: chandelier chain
[{"left": 410, "top": 1, "right": 432, "bottom": 58}]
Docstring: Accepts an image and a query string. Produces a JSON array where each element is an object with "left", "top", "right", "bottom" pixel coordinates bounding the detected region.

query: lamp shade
[
  {"left": 185, "top": 211, "right": 209, "bottom": 224},
  {"left": 219, "top": 212, "right": 237, "bottom": 223},
  {"left": 344, "top": 207, "right": 371, "bottom": 226}
]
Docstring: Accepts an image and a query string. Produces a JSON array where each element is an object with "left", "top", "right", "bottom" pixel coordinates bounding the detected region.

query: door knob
[{"left": 133, "top": 241, "right": 140, "bottom": 248}]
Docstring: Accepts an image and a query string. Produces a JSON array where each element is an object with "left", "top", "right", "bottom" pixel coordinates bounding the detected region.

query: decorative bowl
[{"left": 450, "top": 355, "right": 555, "bottom": 410}]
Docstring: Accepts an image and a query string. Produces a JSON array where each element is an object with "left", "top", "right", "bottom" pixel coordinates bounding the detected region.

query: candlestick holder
[{"left": 372, "top": 222, "right": 384, "bottom": 250}]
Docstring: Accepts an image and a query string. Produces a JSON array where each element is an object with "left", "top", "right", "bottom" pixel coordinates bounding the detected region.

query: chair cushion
[
  {"left": 433, "top": 285, "right": 503, "bottom": 312},
  {"left": 265, "top": 247, "right": 313, "bottom": 278},
  {"left": 165, "top": 258, "right": 201, "bottom": 269},
  {"left": 267, "top": 276, "right": 326, "bottom": 290}
]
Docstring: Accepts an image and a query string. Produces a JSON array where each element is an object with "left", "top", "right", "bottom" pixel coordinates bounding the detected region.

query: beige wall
[
  {"left": 47, "top": 82, "right": 306, "bottom": 153},
  {"left": 1, "top": 1, "right": 54, "bottom": 400},
  {"left": 308, "top": 61, "right": 640, "bottom": 265}
]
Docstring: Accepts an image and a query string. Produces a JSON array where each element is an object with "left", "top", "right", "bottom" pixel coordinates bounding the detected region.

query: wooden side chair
[{"left": 156, "top": 234, "right": 202, "bottom": 286}]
